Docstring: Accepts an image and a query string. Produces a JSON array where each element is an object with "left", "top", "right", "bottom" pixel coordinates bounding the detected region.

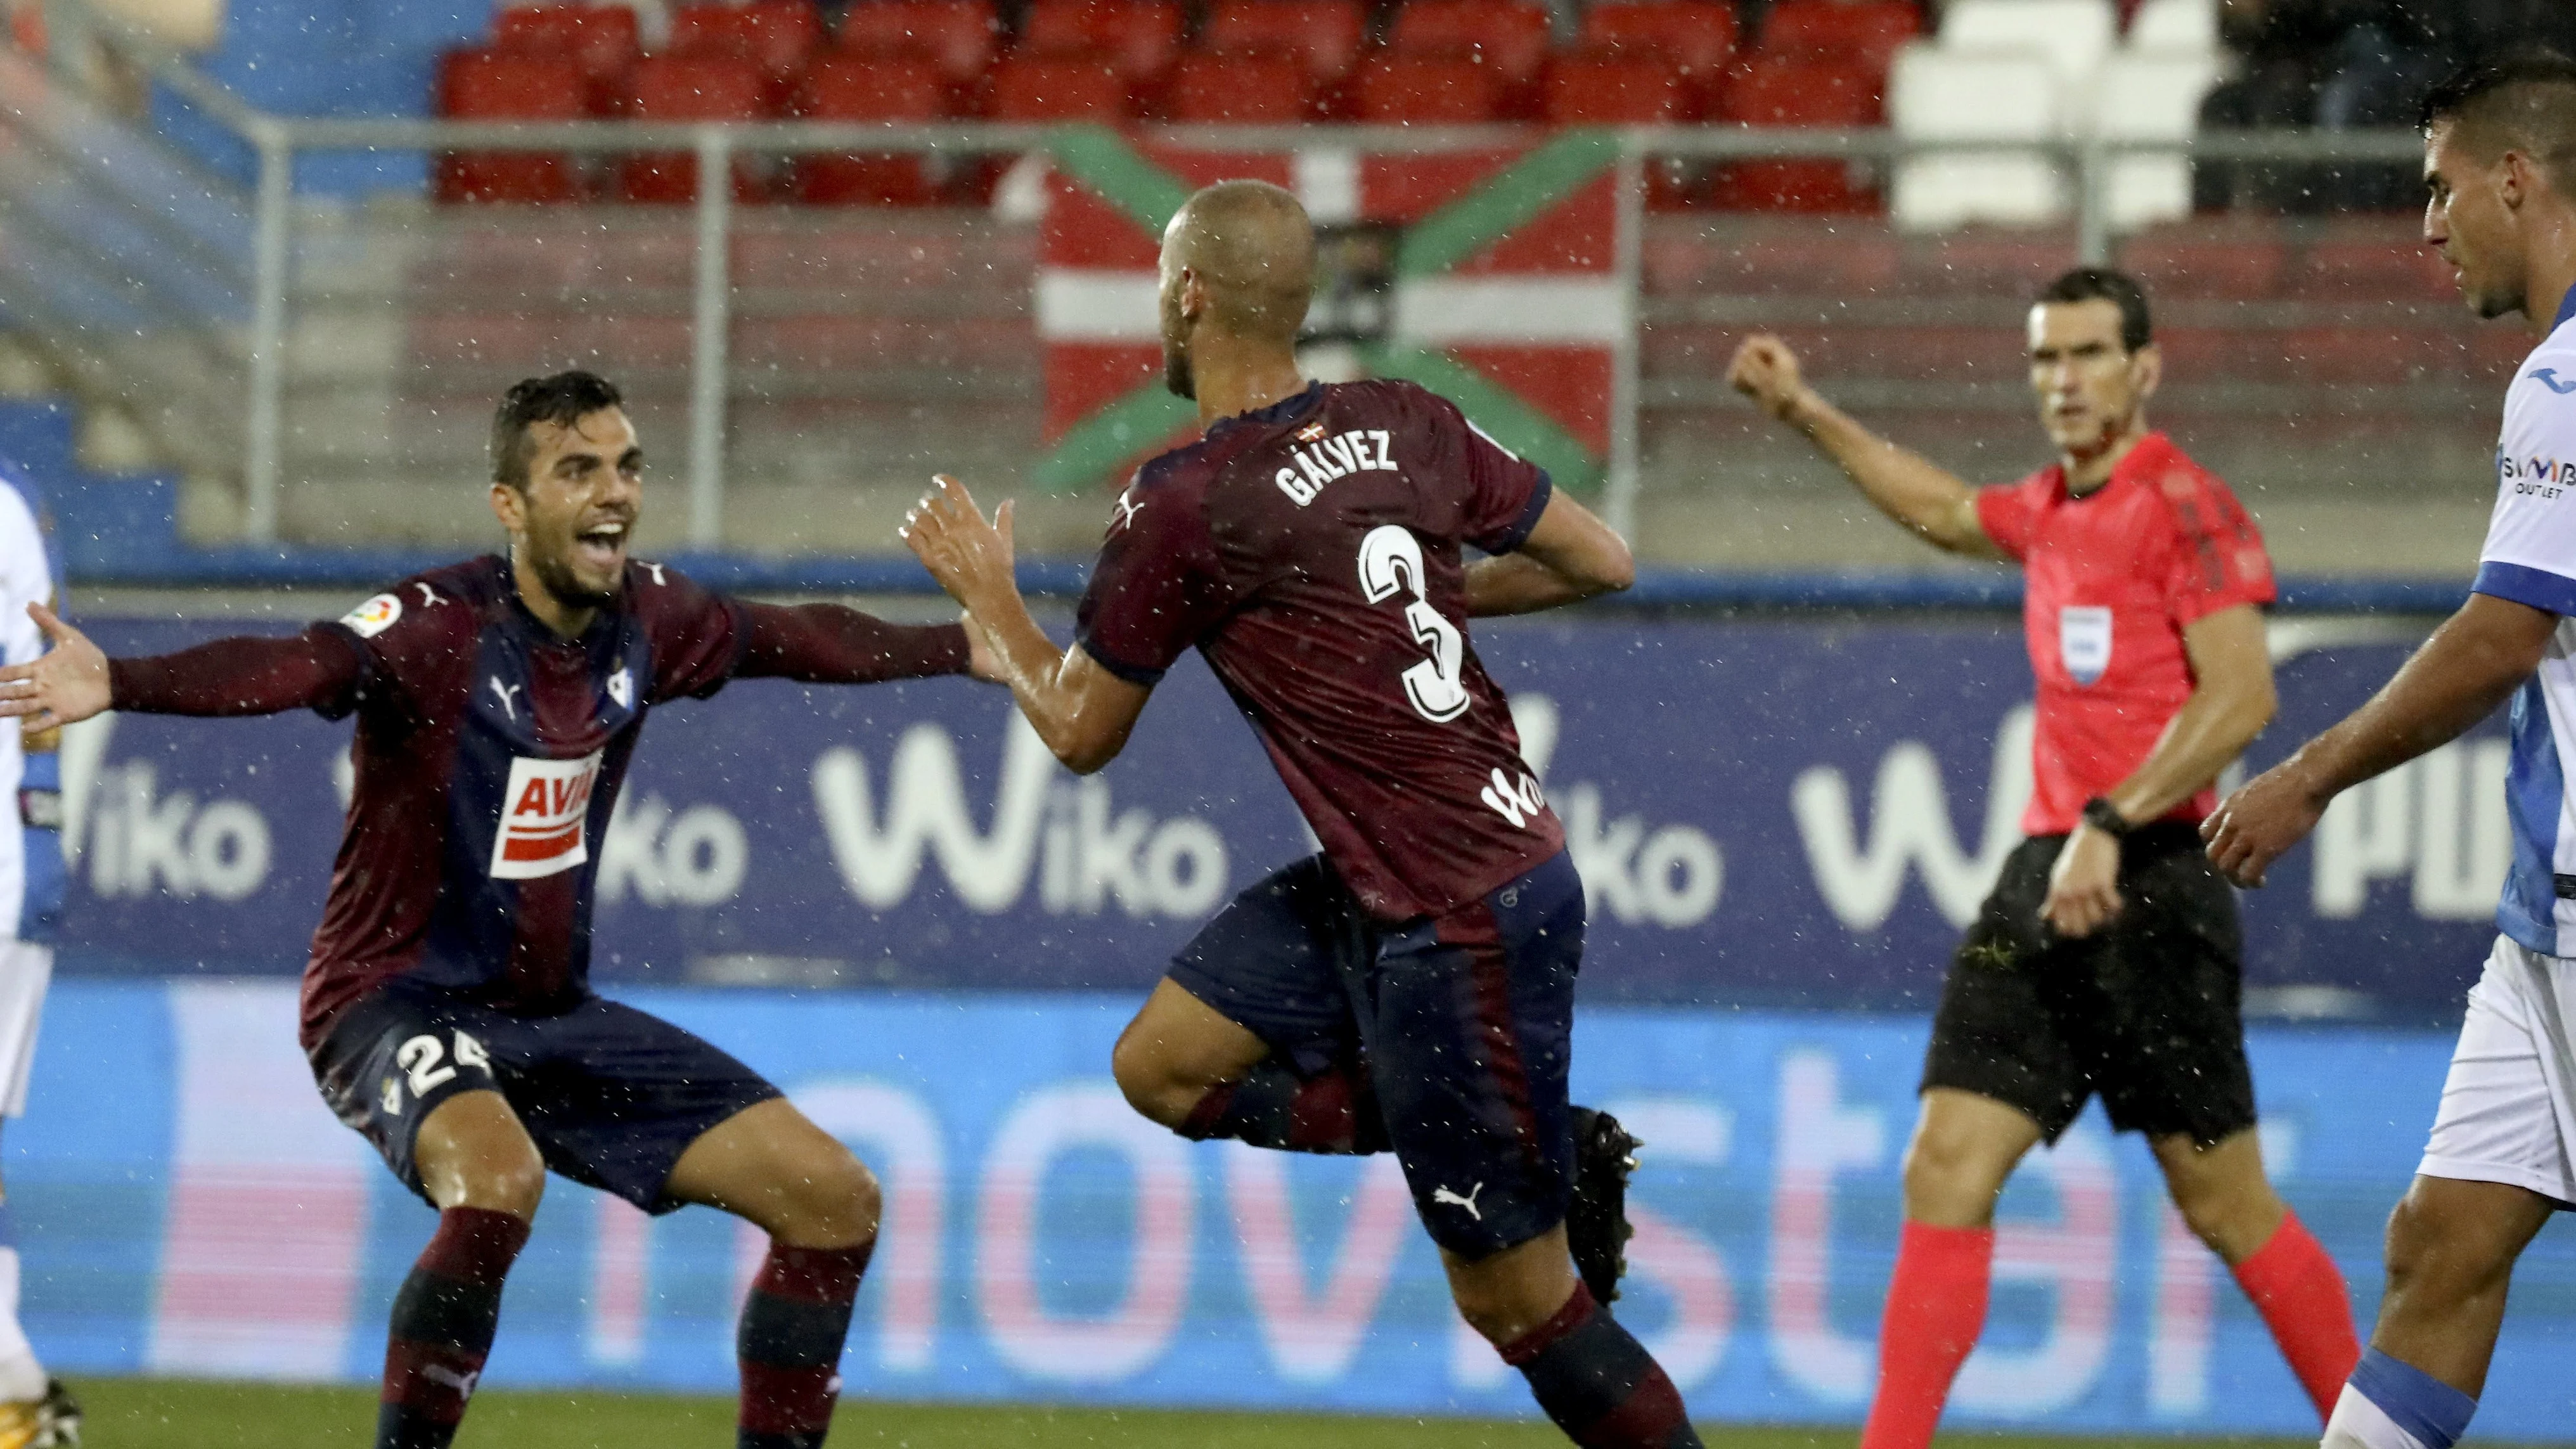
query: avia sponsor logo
[
  {"left": 490, "top": 752, "right": 603, "bottom": 880},
  {"left": 2500, "top": 453, "right": 2576, "bottom": 499},
  {"left": 1273, "top": 428, "right": 1396, "bottom": 506}
]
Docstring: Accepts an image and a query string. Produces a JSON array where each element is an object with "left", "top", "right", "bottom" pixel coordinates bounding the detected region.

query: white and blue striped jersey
[
  {"left": 2477, "top": 285, "right": 2576, "bottom": 955},
  {"left": 0, "top": 463, "right": 52, "bottom": 944}
]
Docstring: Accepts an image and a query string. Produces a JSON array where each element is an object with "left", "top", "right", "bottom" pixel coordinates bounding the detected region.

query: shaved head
[{"left": 1159, "top": 179, "right": 1315, "bottom": 399}]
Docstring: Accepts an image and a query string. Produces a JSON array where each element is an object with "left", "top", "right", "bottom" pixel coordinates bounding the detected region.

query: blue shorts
[
  {"left": 1169, "top": 850, "right": 1585, "bottom": 1260},
  {"left": 309, "top": 977, "right": 782, "bottom": 1213}
]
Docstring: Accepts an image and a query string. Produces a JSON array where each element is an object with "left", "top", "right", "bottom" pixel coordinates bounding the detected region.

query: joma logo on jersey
[
  {"left": 490, "top": 752, "right": 604, "bottom": 880},
  {"left": 1274, "top": 428, "right": 1398, "bottom": 506}
]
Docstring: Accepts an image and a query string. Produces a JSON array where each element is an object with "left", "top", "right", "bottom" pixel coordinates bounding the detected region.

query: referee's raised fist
[{"left": 1727, "top": 335, "right": 1807, "bottom": 421}]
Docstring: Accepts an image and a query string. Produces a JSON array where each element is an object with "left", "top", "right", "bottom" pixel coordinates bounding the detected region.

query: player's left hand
[
  {"left": 2201, "top": 761, "right": 2327, "bottom": 889},
  {"left": 2040, "top": 823, "right": 2123, "bottom": 938},
  {"left": 901, "top": 474, "right": 1015, "bottom": 610}
]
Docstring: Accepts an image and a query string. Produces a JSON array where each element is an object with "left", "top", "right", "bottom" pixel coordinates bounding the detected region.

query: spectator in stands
[{"left": 2194, "top": 0, "right": 2336, "bottom": 211}]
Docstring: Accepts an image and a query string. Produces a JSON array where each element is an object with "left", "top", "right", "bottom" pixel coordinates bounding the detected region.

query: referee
[{"left": 1729, "top": 268, "right": 2358, "bottom": 1447}]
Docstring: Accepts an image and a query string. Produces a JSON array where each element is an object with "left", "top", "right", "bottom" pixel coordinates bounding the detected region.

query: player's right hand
[
  {"left": 0, "top": 603, "right": 111, "bottom": 733},
  {"left": 1727, "top": 334, "right": 1810, "bottom": 421},
  {"left": 2201, "top": 761, "right": 2328, "bottom": 889}
]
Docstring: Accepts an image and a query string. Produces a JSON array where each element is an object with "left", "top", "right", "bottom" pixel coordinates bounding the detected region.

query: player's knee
[
  {"left": 2381, "top": 1187, "right": 2506, "bottom": 1306},
  {"left": 782, "top": 1143, "right": 880, "bottom": 1248},
  {"left": 454, "top": 1138, "right": 547, "bottom": 1218},
  {"left": 1900, "top": 1127, "right": 2004, "bottom": 1220}
]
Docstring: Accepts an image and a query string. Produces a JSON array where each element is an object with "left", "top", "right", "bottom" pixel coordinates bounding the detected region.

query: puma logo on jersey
[
  {"left": 421, "top": 1365, "right": 480, "bottom": 1398},
  {"left": 1432, "top": 1183, "right": 1486, "bottom": 1220},
  {"left": 490, "top": 751, "right": 603, "bottom": 880},
  {"left": 1480, "top": 768, "right": 1546, "bottom": 829},
  {"left": 1107, "top": 487, "right": 1143, "bottom": 534},
  {"left": 1274, "top": 428, "right": 1397, "bottom": 506},
  {"left": 413, "top": 581, "right": 442, "bottom": 608},
  {"left": 487, "top": 677, "right": 523, "bottom": 721},
  {"left": 643, "top": 561, "right": 667, "bottom": 586}
]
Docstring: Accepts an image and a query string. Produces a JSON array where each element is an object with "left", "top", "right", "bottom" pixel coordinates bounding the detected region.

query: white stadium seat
[
  {"left": 1939, "top": 0, "right": 2116, "bottom": 86},
  {"left": 1889, "top": 44, "right": 2065, "bottom": 230},
  {"left": 2090, "top": 51, "right": 2224, "bottom": 230},
  {"left": 2125, "top": 0, "right": 2219, "bottom": 55}
]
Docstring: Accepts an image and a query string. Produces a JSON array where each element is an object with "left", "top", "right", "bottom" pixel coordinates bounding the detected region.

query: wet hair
[
  {"left": 2420, "top": 51, "right": 2576, "bottom": 190},
  {"left": 2035, "top": 267, "right": 2152, "bottom": 353},
  {"left": 491, "top": 370, "right": 624, "bottom": 491}
]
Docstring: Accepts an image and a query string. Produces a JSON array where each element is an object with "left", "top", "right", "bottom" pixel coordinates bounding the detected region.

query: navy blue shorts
[
  {"left": 1169, "top": 850, "right": 1585, "bottom": 1260},
  {"left": 309, "top": 977, "right": 782, "bottom": 1213}
]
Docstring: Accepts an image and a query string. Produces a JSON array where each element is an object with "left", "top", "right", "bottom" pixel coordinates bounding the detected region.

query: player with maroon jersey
[
  {"left": 1729, "top": 269, "right": 2358, "bottom": 1445},
  {"left": 0, "top": 371, "right": 992, "bottom": 1449},
  {"left": 902, "top": 180, "right": 1701, "bottom": 1446}
]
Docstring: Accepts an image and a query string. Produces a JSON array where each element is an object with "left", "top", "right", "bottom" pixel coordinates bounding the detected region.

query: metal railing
[{"left": 8, "top": 0, "right": 2433, "bottom": 557}]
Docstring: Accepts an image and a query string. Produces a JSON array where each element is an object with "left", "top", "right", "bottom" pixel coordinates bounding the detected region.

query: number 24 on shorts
[{"left": 382, "top": 1029, "right": 493, "bottom": 1115}]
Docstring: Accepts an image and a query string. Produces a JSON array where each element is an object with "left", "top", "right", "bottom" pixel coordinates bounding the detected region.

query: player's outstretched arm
[
  {"left": 1465, "top": 489, "right": 1634, "bottom": 617},
  {"left": 2042, "top": 604, "right": 2275, "bottom": 936},
  {"left": 2205, "top": 593, "right": 2555, "bottom": 887},
  {"left": 1727, "top": 334, "right": 2002, "bottom": 559},
  {"left": 903, "top": 474, "right": 1150, "bottom": 773},
  {"left": 0, "top": 602, "right": 362, "bottom": 730}
]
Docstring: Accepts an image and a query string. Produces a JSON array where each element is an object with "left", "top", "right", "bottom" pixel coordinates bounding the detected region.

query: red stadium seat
[
  {"left": 671, "top": 0, "right": 825, "bottom": 82},
  {"left": 1162, "top": 49, "right": 1315, "bottom": 122},
  {"left": 1579, "top": 1, "right": 1736, "bottom": 79},
  {"left": 1543, "top": 46, "right": 1684, "bottom": 122},
  {"left": 1711, "top": 57, "right": 1880, "bottom": 211},
  {"left": 794, "top": 52, "right": 945, "bottom": 203},
  {"left": 493, "top": 4, "right": 641, "bottom": 87},
  {"left": 835, "top": 0, "right": 1000, "bottom": 86},
  {"left": 617, "top": 53, "right": 773, "bottom": 203},
  {"left": 436, "top": 48, "right": 587, "bottom": 203},
  {"left": 1199, "top": 0, "right": 1368, "bottom": 84},
  {"left": 1759, "top": 0, "right": 1920, "bottom": 74},
  {"left": 983, "top": 51, "right": 1132, "bottom": 120},
  {"left": 1019, "top": 0, "right": 1184, "bottom": 82},
  {"left": 1351, "top": 51, "right": 1502, "bottom": 123},
  {"left": 1386, "top": 0, "right": 1554, "bottom": 84}
]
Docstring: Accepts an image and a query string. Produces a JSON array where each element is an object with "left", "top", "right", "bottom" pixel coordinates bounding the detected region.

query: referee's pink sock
[
  {"left": 2231, "top": 1210, "right": 2360, "bottom": 1424},
  {"left": 1860, "top": 1221, "right": 1992, "bottom": 1449}
]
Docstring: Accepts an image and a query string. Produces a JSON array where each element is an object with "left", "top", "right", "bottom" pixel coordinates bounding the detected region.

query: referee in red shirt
[{"left": 1729, "top": 268, "right": 2358, "bottom": 1444}]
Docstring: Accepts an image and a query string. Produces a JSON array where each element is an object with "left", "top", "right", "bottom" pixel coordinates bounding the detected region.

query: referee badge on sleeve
[{"left": 2059, "top": 605, "right": 2113, "bottom": 685}]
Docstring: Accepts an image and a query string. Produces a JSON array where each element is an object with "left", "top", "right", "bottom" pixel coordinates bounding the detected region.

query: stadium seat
[
  {"left": 1351, "top": 51, "right": 1504, "bottom": 123},
  {"left": 794, "top": 52, "right": 945, "bottom": 203},
  {"left": 1019, "top": 0, "right": 1185, "bottom": 82},
  {"left": 1758, "top": 0, "right": 1919, "bottom": 74},
  {"left": 1940, "top": 0, "right": 2115, "bottom": 84},
  {"left": 671, "top": 0, "right": 826, "bottom": 80},
  {"left": 834, "top": 0, "right": 1001, "bottom": 86},
  {"left": 617, "top": 53, "right": 773, "bottom": 203},
  {"left": 1889, "top": 44, "right": 2064, "bottom": 228},
  {"left": 1162, "top": 50, "right": 1317, "bottom": 122},
  {"left": 1543, "top": 48, "right": 1685, "bottom": 124},
  {"left": 1199, "top": 0, "right": 1368, "bottom": 86},
  {"left": 2090, "top": 51, "right": 2222, "bottom": 230},
  {"left": 2125, "top": 0, "right": 2217, "bottom": 51},
  {"left": 983, "top": 51, "right": 1133, "bottom": 120},
  {"left": 493, "top": 4, "right": 642, "bottom": 82},
  {"left": 1711, "top": 56, "right": 1880, "bottom": 211},
  {"left": 1386, "top": 0, "right": 1555, "bottom": 84},
  {"left": 1578, "top": 1, "right": 1737, "bottom": 79},
  {"left": 435, "top": 48, "right": 588, "bottom": 203}
]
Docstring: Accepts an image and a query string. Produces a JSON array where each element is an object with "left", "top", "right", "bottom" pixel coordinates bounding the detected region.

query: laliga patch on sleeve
[{"left": 340, "top": 593, "right": 402, "bottom": 639}]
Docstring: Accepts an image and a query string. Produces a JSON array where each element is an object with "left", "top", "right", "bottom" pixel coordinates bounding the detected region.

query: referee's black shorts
[{"left": 1922, "top": 821, "right": 2256, "bottom": 1147}]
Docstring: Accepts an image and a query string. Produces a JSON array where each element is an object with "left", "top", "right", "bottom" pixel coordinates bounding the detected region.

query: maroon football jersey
[{"left": 1076, "top": 379, "right": 1564, "bottom": 921}]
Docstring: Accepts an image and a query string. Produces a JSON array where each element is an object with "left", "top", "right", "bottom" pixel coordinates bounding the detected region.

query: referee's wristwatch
[{"left": 2080, "top": 797, "right": 2134, "bottom": 839}]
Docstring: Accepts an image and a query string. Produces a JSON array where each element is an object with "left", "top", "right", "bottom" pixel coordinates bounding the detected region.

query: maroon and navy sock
[
  {"left": 738, "top": 1240, "right": 872, "bottom": 1449},
  {"left": 1500, "top": 1282, "right": 1703, "bottom": 1448},
  {"left": 1176, "top": 1059, "right": 1390, "bottom": 1154},
  {"left": 376, "top": 1206, "right": 531, "bottom": 1449}
]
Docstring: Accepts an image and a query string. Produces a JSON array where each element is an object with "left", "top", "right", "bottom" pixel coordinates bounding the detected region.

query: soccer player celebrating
[
  {"left": 1729, "top": 269, "right": 2359, "bottom": 1445},
  {"left": 0, "top": 371, "right": 995, "bottom": 1449},
  {"left": 2206, "top": 52, "right": 2576, "bottom": 1449},
  {"left": 901, "top": 179, "right": 1703, "bottom": 1448}
]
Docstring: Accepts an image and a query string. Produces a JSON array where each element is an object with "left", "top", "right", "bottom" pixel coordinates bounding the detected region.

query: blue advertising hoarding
[
  {"left": 60, "top": 610, "right": 2500, "bottom": 1015},
  {"left": 13, "top": 980, "right": 2576, "bottom": 1436}
]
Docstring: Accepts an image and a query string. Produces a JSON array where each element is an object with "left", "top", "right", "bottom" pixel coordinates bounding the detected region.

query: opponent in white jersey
[
  {"left": 2203, "top": 51, "right": 2576, "bottom": 1449},
  {"left": 0, "top": 459, "right": 75, "bottom": 1448}
]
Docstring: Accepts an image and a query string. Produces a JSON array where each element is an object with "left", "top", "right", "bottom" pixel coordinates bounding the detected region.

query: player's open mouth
[{"left": 575, "top": 522, "right": 627, "bottom": 570}]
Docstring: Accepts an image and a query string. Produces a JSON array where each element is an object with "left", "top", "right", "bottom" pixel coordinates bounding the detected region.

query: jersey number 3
[{"left": 1358, "top": 525, "right": 1470, "bottom": 723}]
